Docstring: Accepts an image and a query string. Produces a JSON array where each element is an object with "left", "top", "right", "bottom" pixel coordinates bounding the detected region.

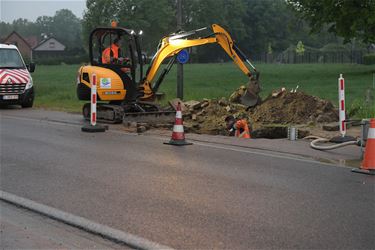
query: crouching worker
[{"left": 225, "top": 115, "right": 251, "bottom": 138}]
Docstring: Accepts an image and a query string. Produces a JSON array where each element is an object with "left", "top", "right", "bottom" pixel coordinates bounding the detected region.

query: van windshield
[{"left": 0, "top": 49, "right": 26, "bottom": 69}]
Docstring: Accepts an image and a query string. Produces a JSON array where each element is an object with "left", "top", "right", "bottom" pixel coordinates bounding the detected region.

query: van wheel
[
  {"left": 21, "top": 95, "right": 34, "bottom": 108},
  {"left": 21, "top": 98, "right": 34, "bottom": 108},
  {"left": 21, "top": 88, "right": 34, "bottom": 108}
]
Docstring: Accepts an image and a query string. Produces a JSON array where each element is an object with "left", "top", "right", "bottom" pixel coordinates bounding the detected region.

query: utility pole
[{"left": 176, "top": 0, "right": 183, "bottom": 100}]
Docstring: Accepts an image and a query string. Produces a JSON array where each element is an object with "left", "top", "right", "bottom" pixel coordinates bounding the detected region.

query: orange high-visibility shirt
[
  {"left": 102, "top": 44, "right": 120, "bottom": 64},
  {"left": 235, "top": 119, "right": 251, "bottom": 138}
]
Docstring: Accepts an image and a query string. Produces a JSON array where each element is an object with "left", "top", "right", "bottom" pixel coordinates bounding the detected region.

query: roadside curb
[{"left": 0, "top": 191, "right": 173, "bottom": 250}]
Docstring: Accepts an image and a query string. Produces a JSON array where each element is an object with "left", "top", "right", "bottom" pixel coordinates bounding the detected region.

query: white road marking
[{"left": 0, "top": 191, "right": 173, "bottom": 250}]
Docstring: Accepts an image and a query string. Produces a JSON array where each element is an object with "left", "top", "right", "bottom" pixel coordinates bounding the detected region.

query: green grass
[
  {"left": 32, "top": 63, "right": 375, "bottom": 116},
  {"left": 32, "top": 64, "right": 84, "bottom": 112}
]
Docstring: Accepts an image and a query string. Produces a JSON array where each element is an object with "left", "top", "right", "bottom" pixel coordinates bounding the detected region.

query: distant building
[
  {"left": 1, "top": 31, "right": 66, "bottom": 61},
  {"left": 1, "top": 31, "right": 33, "bottom": 60},
  {"left": 33, "top": 37, "right": 66, "bottom": 59}
]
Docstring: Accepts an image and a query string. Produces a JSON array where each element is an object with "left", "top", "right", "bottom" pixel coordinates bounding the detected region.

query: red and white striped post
[
  {"left": 81, "top": 73, "right": 105, "bottom": 133},
  {"left": 338, "top": 74, "right": 346, "bottom": 137},
  {"left": 91, "top": 73, "right": 97, "bottom": 126}
]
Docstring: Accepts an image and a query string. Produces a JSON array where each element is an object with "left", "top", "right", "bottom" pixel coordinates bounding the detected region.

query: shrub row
[
  {"left": 363, "top": 54, "right": 375, "bottom": 65},
  {"left": 34, "top": 55, "right": 88, "bottom": 65}
]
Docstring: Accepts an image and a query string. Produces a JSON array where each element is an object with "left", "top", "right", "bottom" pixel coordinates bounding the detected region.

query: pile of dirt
[
  {"left": 182, "top": 90, "right": 339, "bottom": 136},
  {"left": 183, "top": 98, "right": 247, "bottom": 135},
  {"left": 249, "top": 91, "right": 339, "bottom": 125}
]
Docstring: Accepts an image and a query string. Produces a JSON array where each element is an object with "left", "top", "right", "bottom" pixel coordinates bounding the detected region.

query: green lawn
[
  {"left": 32, "top": 64, "right": 83, "bottom": 112},
  {"left": 32, "top": 63, "right": 375, "bottom": 115}
]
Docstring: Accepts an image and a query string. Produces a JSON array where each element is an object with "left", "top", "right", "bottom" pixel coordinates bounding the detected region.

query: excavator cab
[
  {"left": 91, "top": 29, "right": 138, "bottom": 67},
  {"left": 77, "top": 26, "right": 143, "bottom": 104},
  {"left": 89, "top": 27, "right": 143, "bottom": 100}
]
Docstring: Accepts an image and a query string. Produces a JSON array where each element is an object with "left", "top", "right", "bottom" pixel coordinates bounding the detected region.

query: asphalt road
[{"left": 1, "top": 112, "right": 374, "bottom": 249}]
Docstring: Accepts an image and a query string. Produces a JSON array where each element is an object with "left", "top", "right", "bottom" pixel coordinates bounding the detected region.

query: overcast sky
[{"left": 0, "top": 0, "right": 86, "bottom": 23}]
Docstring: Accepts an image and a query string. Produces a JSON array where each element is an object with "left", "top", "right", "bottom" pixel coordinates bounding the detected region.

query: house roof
[
  {"left": 2, "top": 31, "right": 66, "bottom": 51},
  {"left": 25, "top": 36, "right": 39, "bottom": 48},
  {"left": 33, "top": 36, "right": 66, "bottom": 51},
  {"left": 2, "top": 31, "right": 33, "bottom": 49}
]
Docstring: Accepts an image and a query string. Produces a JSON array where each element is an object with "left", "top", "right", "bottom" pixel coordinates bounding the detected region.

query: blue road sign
[{"left": 177, "top": 49, "right": 189, "bottom": 64}]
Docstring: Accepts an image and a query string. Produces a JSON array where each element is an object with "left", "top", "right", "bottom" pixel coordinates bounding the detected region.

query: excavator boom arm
[{"left": 141, "top": 24, "right": 257, "bottom": 100}]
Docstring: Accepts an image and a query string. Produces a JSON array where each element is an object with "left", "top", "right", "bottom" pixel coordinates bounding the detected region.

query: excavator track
[
  {"left": 83, "top": 103, "right": 124, "bottom": 124},
  {"left": 123, "top": 110, "right": 175, "bottom": 123},
  {"left": 83, "top": 102, "right": 175, "bottom": 124},
  {"left": 122, "top": 101, "right": 176, "bottom": 124}
]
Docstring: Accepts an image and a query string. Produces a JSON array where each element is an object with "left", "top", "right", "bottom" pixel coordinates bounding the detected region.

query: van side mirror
[{"left": 27, "top": 62, "right": 35, "bottom": 73}]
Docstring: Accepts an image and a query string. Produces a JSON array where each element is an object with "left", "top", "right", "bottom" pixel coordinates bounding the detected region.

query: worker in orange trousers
[{"left": 225, "top": 115, "right": 251, "bottom": 138}]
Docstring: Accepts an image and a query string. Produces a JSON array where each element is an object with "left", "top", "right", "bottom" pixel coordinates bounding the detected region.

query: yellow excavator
[{"left": 77, "top": 23, "right": 260, "bottom": 123}]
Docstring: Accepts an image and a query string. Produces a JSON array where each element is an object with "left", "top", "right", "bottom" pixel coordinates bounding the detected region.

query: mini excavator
[{"left": 77, "top": 23, "right": 260, "bottom": 123}]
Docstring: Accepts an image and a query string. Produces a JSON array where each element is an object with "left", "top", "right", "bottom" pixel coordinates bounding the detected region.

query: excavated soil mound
[
  {"left": 182, "top": 91, "right": 339, "bottom": 136},
  {"left": 184, "top": 99, "right": 247, "bottom": 135},
  {"left": 249, "top": 91, "right": 339, "bottom": 125}
]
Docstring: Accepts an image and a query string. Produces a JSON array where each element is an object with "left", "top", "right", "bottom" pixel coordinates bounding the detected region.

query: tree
[
  {"left": 80, "top": 0, "right": 364, "bottom": 62},
  {"left": 240, "top": 0, "right": 296, "bottom": 54},
  {"left": 82, "top": 0, "right": 248, "bottom": 60},
  {"left": 287, "top": 0, "right": 375, "bottom": 43},
  {"left": 83, "top": 0, "right": 174, "bottom": 53},
  {"left": 35, "top": 16, "right": 54, "bottom": 38},
  {"left": 34, "top": 10, "right": 83, "bottom": 49},
  {"left": 9, "top": 18, "right": 38, "bottom": 37},
  {"left": 53, "top": 9, "right": 82, "bottom": 49},
  {"left": 295, "top": 41, "right": 305, "bottom": 55},
  {"left": 180, "top": 0, "right": 247, "bottom": 62},
  {"left": 0, "top": 22, "right": 13, "bottom": 37}
]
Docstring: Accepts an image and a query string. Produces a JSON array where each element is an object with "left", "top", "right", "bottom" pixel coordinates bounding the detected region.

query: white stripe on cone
[
  {"left": 176, "top": 111, "right": 182, "bottom": 119},
  {"left": 173, "top": 125, "right": 184, "bottom": 133}
]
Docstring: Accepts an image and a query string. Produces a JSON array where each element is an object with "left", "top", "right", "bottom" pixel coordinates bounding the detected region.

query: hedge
[
  {"left": 34, "top": 54, "right": 88, "bottom": 65},
  {"left": 363, "top": 53, "right": 375, "bottom": 65}
]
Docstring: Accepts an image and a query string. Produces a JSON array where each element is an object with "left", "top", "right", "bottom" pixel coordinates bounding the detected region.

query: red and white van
[{"left": 0, "top": 44, "right": 35, "bottom": 107}]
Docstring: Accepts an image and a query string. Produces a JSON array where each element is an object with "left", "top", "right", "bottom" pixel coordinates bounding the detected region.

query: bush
[
  {"left": 320, "top": 43, "right": 349, "bottom": 52},
  {"left": 34, "top": 54, "right": 88, "bottom": 65},
  {"left": 363, "top": 54, "right": 375, "bottom": 65}
]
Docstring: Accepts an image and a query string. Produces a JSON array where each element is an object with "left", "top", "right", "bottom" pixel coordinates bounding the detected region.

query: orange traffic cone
[
  {"left": 352, "top": 118, "right": 375, "bottom": 175},
  {"left": 164, "top": 102, "right": 192, "bottom": 146}
]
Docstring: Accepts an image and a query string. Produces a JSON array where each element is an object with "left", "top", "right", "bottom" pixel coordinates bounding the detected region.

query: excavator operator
[
  {"left": 225, "top": 115, "right": 251, "bottom": 138},
  {"left": 102, "top": 37, "right": 123, "bottom": 64}
]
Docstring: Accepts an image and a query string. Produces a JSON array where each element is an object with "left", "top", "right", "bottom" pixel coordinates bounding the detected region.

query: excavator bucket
[{"left": 240, "top": 73, "right": 261, "bottom": 107}]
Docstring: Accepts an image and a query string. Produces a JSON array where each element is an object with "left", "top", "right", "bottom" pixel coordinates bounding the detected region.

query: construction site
[
  {"left": 1, "top": 1, "right": 374, "bottom": 248},
  {"left": 126, "top": 86, "right": 341, "bottom": 137}
]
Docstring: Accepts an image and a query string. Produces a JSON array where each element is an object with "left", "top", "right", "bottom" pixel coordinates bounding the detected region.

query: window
[
  {"left": 0, "top": 49, "right": 26, "bottom": 69},
  {"left": 49, "top": 41, "right": 55, "bottom": 48}
]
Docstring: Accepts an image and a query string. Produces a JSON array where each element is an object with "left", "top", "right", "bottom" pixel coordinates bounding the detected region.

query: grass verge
[{"left": 31, "top": 63, "right": 374, "bottom": 117}]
